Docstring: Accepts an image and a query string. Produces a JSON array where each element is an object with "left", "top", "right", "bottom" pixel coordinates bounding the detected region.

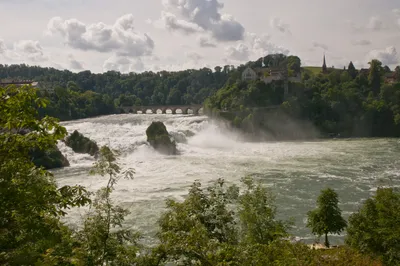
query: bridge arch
[{"left": 120, "top": 105, "right": 203, "bottom": 115}]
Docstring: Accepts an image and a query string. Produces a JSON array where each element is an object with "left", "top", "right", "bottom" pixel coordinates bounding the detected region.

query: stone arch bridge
[{"left": 120, "top": 104, "right": 203, "bottom": 115}]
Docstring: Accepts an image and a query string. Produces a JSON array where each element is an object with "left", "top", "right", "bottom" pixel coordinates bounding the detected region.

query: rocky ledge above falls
[
  {"left": 65, "top": 130, "right": 99, "bottom": 156},
  {"left": 31, "top": 145, "right": 70, "bottom": 170},
  {"left": 146, "top": 121, "right": 178, "bottom": 155}
]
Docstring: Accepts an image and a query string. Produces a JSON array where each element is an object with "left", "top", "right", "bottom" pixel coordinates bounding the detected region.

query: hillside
[{"left": 302, "top": 66, "right": 323, "bottom": 76}]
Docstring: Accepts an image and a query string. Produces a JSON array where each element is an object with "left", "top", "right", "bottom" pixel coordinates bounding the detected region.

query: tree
[
  {"left": 368, "top": 59, "right": 383, "bottom": 95},
  {"left": 347, "top": 61, "right": 357, "bottom": 79},
  {"left": 307, "top": 188, "right": 347, "bottom": 247},
  {"left": 0, "top": 85, "right": 90, "bottom": 265},
  {"left": 75, "top": 146, "right": 138, "bottom": 265},
  {"left": 238, "top": 177, "right": 289, "bottom": 244},
  {"left": 287, "top": 55, "right": 301, "bottom": 74},
  {"left": 346, "top": 188, "right": 400, "bottom": 265},
  {"left": 383, "top": 65, "right": 391, "bottom": 73},
  {"left": 395, "top": 66, "right": 400, "bottom": 82}
]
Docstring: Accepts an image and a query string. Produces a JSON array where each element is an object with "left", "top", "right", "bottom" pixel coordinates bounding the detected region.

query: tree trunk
[{"left": 324, "top": 232, "right": 329, "bottom": 248}]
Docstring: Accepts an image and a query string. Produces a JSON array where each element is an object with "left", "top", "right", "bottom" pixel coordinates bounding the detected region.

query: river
[{"left": 55, "top": 113, "right": 400, "bottom": 245}]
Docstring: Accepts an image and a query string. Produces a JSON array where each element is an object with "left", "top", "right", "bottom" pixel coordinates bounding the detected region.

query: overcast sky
[{"left": 0, "top": 0, "right": 399, "bottom": 73}]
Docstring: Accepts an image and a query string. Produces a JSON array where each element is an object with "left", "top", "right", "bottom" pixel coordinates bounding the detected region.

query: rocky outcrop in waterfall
[
  {"left": 31, "top": 145, "right": 70, "bottom": 169},
  {"left": 65, "top": 130, "right": 99, "bottom": 156},
  {"left": 146, "top": 121, "right": 177, "bottom": 155}
]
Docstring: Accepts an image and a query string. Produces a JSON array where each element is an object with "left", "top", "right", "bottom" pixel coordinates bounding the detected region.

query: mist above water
[{"left": 55, "top": 114, "right": 400, "bottom": 245}]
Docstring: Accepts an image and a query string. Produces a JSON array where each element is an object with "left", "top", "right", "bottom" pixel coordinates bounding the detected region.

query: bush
[{"left": 346, "top": 188, "right": 400, "bottom": 265}]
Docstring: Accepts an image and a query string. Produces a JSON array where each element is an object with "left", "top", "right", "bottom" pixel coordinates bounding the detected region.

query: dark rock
[
  {"left": 65, "top": 130, "right": 99, "bottom": 156},
  {"left": 31, "top": 145, "right": 70, "bottom": 170},
  {"left": 146, "top": 121, "right": 177, "bottom": 155}
]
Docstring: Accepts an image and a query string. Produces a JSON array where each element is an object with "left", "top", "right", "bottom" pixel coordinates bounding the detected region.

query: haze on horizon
[{"left": 0, "top": 0, "right": 399, "bottom": 73}]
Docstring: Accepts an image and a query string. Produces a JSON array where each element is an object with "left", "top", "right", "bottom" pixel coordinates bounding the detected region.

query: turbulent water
[{"left": 55, "top": 114, "right": 400, "bottom": 245}]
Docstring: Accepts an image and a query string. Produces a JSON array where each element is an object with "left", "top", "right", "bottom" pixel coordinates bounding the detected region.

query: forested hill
[
  {"left": 1, "top": 54, "right": 400, "bottom": 139},
  {"left": 0, "top": 63, "right": 234, "bottom": 120},
  {"left": 0, "top": 54, "right": 302, "bottom": 120}
]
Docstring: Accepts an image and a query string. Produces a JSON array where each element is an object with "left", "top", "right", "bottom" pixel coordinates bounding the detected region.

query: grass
[{"left": 302, "top": 66, "right": 323, "bottom": 76}]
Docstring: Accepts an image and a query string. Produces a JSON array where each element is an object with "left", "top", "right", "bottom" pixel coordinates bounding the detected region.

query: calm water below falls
[{"left": 54, "top": 114, "right": 400, "bottom": 245}]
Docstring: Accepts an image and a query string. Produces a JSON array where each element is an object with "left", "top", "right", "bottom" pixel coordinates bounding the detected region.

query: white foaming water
[{"left": 55, "top": 114, "right": 400, "bottom": 245}]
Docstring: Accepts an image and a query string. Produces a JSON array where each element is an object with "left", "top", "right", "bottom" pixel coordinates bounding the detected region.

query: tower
[{"left": 322, "top": 53, "right": 327, "bottom": 73}]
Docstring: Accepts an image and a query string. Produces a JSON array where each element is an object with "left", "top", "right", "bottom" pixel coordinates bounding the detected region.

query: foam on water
[{"left": 55, "top": 114, "right": 400, "bottom": 245}]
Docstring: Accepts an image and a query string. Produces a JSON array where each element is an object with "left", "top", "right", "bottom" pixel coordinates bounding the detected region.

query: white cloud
[
  {"left": 198, "top": 36, "right": 216, "bottom": 48},
  {"left": 393, "top": 9, "right": 400, "bottom": 17},
  {"left": 14, "top": 40, "right": 48, "bottom": 62},
  {"left": 159, "top": 0, "right": 245, "bottom": 42},
  {"left": 348, "top": 16, "right": 387, "bottom": 33},
  {"left": 185, "top": 51, "right": 203, "bottom": 63},
  {"left": 103, "top": 55, "right": 144, "bottom": 73},
  {"left": 159, "top": 11, "right": 202, "bottom": 34},
  {"left": 366, "top": 16, "right": 384, "bottom": 31},
  {"left": 47, "top": 14, "right": 154, "bottom": 57},
  {"left": 225, "top": 43, "right": 250, "bottom": 61},
  {"left": 270, "top": 17, "right": 291, "bottom": 34},
  {"left": 312, "top": 41, "right": 328, "bottom": 51},
  {"left": 248, "top": 33, "right": 289, "bottom": 57},
  {"left": 352, "top": 39, "right": 371, "bottom": 46},
  {"left": 367, "top": 46, "right": 399, "bottom": 66},
  {"left": 0, "top": 39, "right": 6, "bottom": 54}
]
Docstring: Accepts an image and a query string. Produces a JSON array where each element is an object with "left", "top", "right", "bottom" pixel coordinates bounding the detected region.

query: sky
[{"left": 0, "top": 0, "right": 399, "bottom": 73}]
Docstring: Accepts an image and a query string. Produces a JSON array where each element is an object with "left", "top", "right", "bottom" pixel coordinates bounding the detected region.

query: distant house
[
  {"left": 241, "top": 66, "right": 301, "bottom": 84},
  {"left": 359, "top": 69, "right": 369, "bottom": 76},
  {"left": 242, "top": 67, "right": 258, "bottom": 81},
  {"left": 384, "top": 72, "right": 397, "bottom": 84},
  {"left": 241, "top": 66, "right": 301, "bottom": 100}
]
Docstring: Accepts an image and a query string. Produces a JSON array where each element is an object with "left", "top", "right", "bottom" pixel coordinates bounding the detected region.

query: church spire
[{"left": 322, "top": 53, "right": 327, "bottom": 73}]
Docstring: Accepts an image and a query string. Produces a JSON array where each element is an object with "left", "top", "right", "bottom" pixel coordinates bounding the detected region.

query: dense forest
[
  {"left": 206, "top": 58, "right": 400, "bottom": 139},
  {"left": 0, "top": 63, "right": 232, "bottom": 120},
  {"left": 1, "top": 85, "right": 400, "bottom": 265},
  {"left": 1, "top": 53, "right": 400, "bottom": 138}
]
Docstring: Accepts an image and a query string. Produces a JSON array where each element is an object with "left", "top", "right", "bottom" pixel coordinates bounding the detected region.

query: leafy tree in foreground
[
  {"left": 74, "top": 146, "right": 139, "bottom": 265},
  {"left": 346, "top": 188, "right": 400, "bottom": 265},
  {"left": 0, "top": 85, "right": 90, "bottom": 265},
  {"left": 239, "top": 177, "right": 290, "bottom": 244},
  {"left": 307, "top": 188, "right": 347, "bottom": 248},
  {"left": 157, "top": 177, "right": 294, "bottom": 265}
]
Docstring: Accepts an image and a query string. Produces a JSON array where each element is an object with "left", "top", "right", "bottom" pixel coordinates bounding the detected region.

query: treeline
[
  {"left": 0, "top": 64, "right": 233, "bottom": 120},
  {"left": 2, "top": 55, "right": 400, "bottom": 138},
  {"left": 0, "top": 54, "right": 300, "bottom": 121},
  {"left": 1, "top": 86, "right": 399, "bottom": 265},
  {"left": 206, "top": 58, "right": 400, "bottom": 139}
]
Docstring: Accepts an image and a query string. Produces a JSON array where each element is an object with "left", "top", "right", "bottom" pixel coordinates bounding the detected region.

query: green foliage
[
  {"left": 307, "top": 188, "right": 347, "bottom": 247},
  {"left": 0, "top": 85, "right": 90, "bottom": 265},
  {"left": 0, "top": 64, "right": 229, "bottom": 120},
  {"left": 157, "top": 177, "right": 294, "bottom": 264},
  {"left": 207, "top": 58, "right": 400, "bottom": 138},
  {"left": 368, "top": 59, "right": 383, "bottom": 95},
  {"left": 395, "top": 66, "right": 400, "bottom": 82},
  {"left": 346, "top": 188, "right": 400, "bottom": 265},
  {"left": 65, "top": 130, "right": 99, "bottom": 156},
  {"left": 348, "top": 61, "right": 357, "bottom": 79},
  {"left": 74, "top": 146, "right": 138, "bottom": 265},
  {"left": 239, "top": 177, "right": 290, "bottom": 244}
]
